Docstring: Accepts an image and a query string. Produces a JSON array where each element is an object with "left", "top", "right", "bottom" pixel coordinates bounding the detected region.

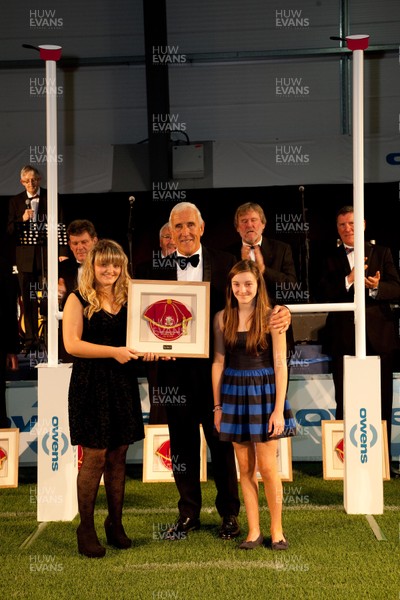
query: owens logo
[
  {"left": 349, "top": 408, "right": 378, "bottom": 464},
  {"left": 42, "top": 416, "right": 69, "bottom": 471}
]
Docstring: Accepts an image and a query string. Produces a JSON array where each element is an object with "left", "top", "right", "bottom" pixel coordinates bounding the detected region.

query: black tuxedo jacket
[
  {"left": 0, "top": 258, "right": 19, "bottom": 355},
  {"left": 58, "top": 258, "right": 80, "bottom": 309},
  {"left": 318, "top": 242, "right": 400, "bottom": 355},
  {"left": 227, "top": 236, "right": 297, "bottom": 303},
  {"left": 7, "top": 189, "right": 66, "bottom": 272}
]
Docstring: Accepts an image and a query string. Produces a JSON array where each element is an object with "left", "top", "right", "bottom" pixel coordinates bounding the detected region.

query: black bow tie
[
  {"left": 345, "top": 246, "right": 354, "bottom": 255},
  {"left": 176, "top": 254, "right": 200, "bottom": 269},
  {"left": 30, "top": 195, "right": 39, "bottom": 200}
]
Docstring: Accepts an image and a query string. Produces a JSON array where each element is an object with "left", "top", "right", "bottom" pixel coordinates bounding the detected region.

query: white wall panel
[
  {"left": 1, "top": 66, "right": 148, "bottom": 146},
  {"left": 166, "top": 0, "right": 341, "bottom": 52},
  {"left": 1, "top": 0, "right": 145, "bottom": 60},
  {"left": 1, "top": 1, "right": 400, "bottom": 189},
  {"left": 349, "top": 0, "right": 400, "bottom": 44},
  {"left": 169, "top": 59, "right": 341, "bottom": 141}
]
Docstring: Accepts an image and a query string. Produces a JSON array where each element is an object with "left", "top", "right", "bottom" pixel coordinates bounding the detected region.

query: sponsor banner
[
  {"left": 343, "top": 357, "right": 383, "bottom": 514},
  {"left": 37, "top": 365, "right": 77, "bottom": 521},
  {"left": 6, "top": 375, "right": 400, "bottom": 465}
]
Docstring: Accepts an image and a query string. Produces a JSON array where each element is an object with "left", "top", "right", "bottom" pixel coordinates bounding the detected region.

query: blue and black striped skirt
[{"left": 219, "top": 366, "right": 297, "bottom": 443}]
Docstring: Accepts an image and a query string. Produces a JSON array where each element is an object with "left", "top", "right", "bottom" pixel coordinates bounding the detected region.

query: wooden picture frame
[
  {"left": 321, "top": 420, "right": 390, "bottom": 480},
  {"left": 0, "top": 428, "right": 19, "bottom": 488},
  {"left": 142, "top": 424, "right": 207, "bottom": 482},
  {"left": 127, "top": 280, "right": 210, "bottom": 357},
  {"left": 235, "top": 437, "right": 293, "bottom": 482}
]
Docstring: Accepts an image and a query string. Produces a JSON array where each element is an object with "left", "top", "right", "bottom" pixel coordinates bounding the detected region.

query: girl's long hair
[
  {"left": 78, "top": 239, "right": 130, "bottom": 319},
  {"left": 223, "top": 260, "right": 271, "bottom": 355}
]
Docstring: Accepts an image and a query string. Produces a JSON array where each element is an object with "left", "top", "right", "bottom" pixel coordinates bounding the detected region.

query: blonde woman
[
  {"left": 63, "top": 239, "right": 157, "bottom": 558},
  {"left": 212, "top": 260, "right": 296, "bottom": 550}
]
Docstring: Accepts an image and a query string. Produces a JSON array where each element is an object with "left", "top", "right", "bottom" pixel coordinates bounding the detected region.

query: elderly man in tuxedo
[
  {"left": 319, "top": 205, "right": 400, "bottom": 475},
  {"left": 7, "top": 165, "right": 67, "bottom": 349},
  {"left": 146, "top": 202, "right": 291, "bottom": 540}
]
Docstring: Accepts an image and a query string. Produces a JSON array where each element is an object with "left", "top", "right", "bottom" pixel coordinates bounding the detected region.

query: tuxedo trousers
[{"left": 160, "top": 359, "right": 240, "bottom": 520}]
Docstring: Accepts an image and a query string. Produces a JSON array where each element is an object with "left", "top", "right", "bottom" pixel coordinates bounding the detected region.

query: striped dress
[{"left": 219, "top": 332, "right": 296, "bottom": 443}]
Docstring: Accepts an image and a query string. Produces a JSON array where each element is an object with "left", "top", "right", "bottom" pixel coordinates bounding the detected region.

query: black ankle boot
[
  {"left": 77, "top": 523, "right": 106, "bottom": 558},
  {"left": 104, "top": 515, "right": 132, "bottom": 549}
]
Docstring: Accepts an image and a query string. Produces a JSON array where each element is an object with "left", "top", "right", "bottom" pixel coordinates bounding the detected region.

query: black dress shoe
[
  {"left": 390, "top": 465, "right": 400, "bottom": 478},
  {"left": 164, "top": 516, "right": 200, "bottom": 541},
  {"left": 239, "top": 534, "right": 264, "bottom": 550},
  {"left": 219, "top": 515, "right": 240, "bottom": 540}
]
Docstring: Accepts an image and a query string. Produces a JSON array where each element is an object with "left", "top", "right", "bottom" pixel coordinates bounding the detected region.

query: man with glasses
[
  {"left": 6, "top": 165, "right": 66, "bottom": 351},
  {"left": 159, "top": 222, "right": 176, "bottom": 258},
  {"left": 135, "top": 222, "right": 177, "bottom": 279}
]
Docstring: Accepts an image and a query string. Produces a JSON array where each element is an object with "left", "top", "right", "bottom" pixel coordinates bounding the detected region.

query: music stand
[{"left": 16, "top": 221, "right": 68, "bottom": 355}]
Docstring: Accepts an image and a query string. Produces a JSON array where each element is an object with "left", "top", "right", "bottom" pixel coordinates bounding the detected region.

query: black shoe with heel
[
  {"left": 76, "top": 523, "right": 106, "bottom": 558},
  {"left": 104, "top": 515, "right": 132, "bottom": 549}
]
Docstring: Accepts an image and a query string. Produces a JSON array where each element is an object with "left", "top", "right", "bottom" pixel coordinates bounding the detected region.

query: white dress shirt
[
  {"left": 176, "top": 246, "right": 203, "bottom": 282},
  {"left": 242, "top": 239, "right": 262, "bottom": 262}
]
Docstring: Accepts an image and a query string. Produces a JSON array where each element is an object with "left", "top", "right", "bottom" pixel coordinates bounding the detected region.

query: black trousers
[
  {"left": 0, "top": 349, "right": 9, "bottom": 428},
  {"left": 161, "top": 359, "right": 240, "bottom": 520},
  {"left": 19, "top": 271, "right": 39, "bottom": 342}
]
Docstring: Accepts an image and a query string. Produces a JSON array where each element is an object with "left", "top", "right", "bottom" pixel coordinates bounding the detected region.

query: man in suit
[
  {"left": 159, "top": 222, "right": 176, "bottom": 259},
  {"left": 0, "top": 257, "right": 19, "bottom": 428},
  {"left": 227, "top": 202, "right": 297, "bottom": 304},
  {"left": 7, "top": 165, "right": 67, "bottom": 349},
  {"left": 319, "top": 206, "right": 400, "bottom": 475},
  {"left": 58, "top": 219, "right": 98, "bottom": 309},
  {"left": 228, "top": 202, "right": 297, "bottom": 362},
  {"left": 58, "top": 220, "right": 98, "bottom": 362},
  {"left": 146, "top": 202, "right": 291, "bottom": 540},
  {"left": 134, "top": 222, "right": 176, "bottom": 281}
]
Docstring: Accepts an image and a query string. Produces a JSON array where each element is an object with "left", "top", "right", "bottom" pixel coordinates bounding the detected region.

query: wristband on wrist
[{"left": 213, "top": 405, "right": 223, "bottom": 412}]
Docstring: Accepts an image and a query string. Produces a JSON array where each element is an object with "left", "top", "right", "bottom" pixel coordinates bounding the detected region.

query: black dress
[
  {"left": 68, "top": 291, "right": 144, "bottom": 448},
  {"left": 219, "top": 332, "right": 296, "bottom": 443}
]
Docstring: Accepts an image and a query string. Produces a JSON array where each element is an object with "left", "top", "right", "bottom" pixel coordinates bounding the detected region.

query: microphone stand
[{"left": 127, "top": 196, "right": 135, "bottom": 277}]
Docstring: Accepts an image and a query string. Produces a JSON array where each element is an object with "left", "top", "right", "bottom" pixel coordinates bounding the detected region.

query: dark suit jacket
[
  {"left": 318, "top": 242, "right": 400, "bottom": 356},
  {"left": 7, "top": 189, "right": 67, "bottom": 272},
  {"left": 58, "top": 258, "right": 80, "bottom": 309},
  {"left": 227, "top": 236, "right": 297, "bottom": 355},
  {"left": 227, "top": 237, "right": 297, "bottom": 303},
  {"left": 0, "top": 258, "right": 19, "bottom": 356}
]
